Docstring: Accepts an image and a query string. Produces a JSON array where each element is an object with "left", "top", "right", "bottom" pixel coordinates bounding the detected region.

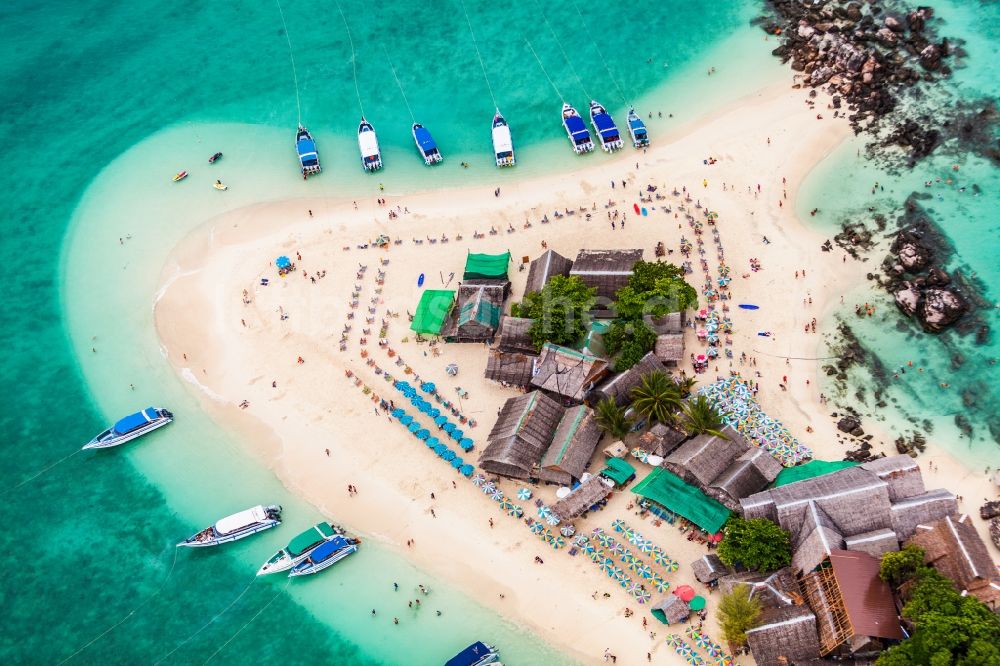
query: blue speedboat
[
  {"left": 287, "top": 534, "right": 360, "bottom": 577},
  {"left": 412, "top": 123, "right": 442, "bottom": 165},
  {"left": 445, "top": 642, "right": 501, "bottom": 666},
  {"left": 296, "top": 125, "right": 321, "bottom": 177},
  {"left": 561, "top": 103, "right": 593, "bottom": 154},
  {"left": 258, "top": 522, "right": 343, "bottom": 575},
  {"left": 626, "top": 108, "right": 649, "bottom": 148},
  {"left": 357, "top": 118, "right": 383, "bottom": 171},
  {"left": 589, "top": 100, "right": 623, "bottom": 152},
  {"left": 84, "top": 407, "right": 173, "bottom": 450}
]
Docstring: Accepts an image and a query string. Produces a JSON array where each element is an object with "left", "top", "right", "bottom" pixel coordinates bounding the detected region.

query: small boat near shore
[
  {"left": 358, "top": 118, "right": 383, "bottom": 171},
  {"left": 296, "top": 125, "right": 322, "bottom": 177},
  {"left": 213, "top": 180, "right": 228, "bottom": 191},
  {"left": 491, "top": 111, "right": 514, "bottom": 167},
  {"left": 172, "top": 171, "right": 188, "bottom": 182},
  {"left": 445, "top": 641, "right": 501, "bottom": 666},
  {"left": 412, "top": 123, "right": 442, "bottom": 165},
  {"left": 589, "top": 100, "right": 623, "bottom": 152},
  {"left": 208, "top": 152, "right": 223, "bottom": 164},
  {"left": 83, "top": 407, "right": 173, "bottom": 450},
  {"left": 178, "top": 505, "right": 282, "bottom": 547},
  {"left": 562, "top": 103, "right": 594, "bottom": 154},
  {"left": 626, "top": 108, "right": 649, "bottom": 148},
  {"left": 257, "top": 522, "right": 344, "bottom": 575},
  {"left": 288, "top": 533, "right": 360, "bottom": 577}
]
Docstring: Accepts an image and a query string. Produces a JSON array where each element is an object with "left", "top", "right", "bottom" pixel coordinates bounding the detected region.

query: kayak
[
  {"left": 738, "top": 304, "right": 760, "bottom": 310},
  {"left": 417, "top": 273, "right": 425, "bottom": 287},
  {"left": 172, "top": 171, "right": 188, "bottom": 182},
  {"left": 633, "top": 203, "right": 640, "bottom": 214},
  {"left": 209, "top": 152, "right": 223, "bottom": 164},
  {"left": 213, "top": 180, "right": 228, "bottom": 191},
  {"left": 641, "top": 207, "right": 648, "bottom": 216}
]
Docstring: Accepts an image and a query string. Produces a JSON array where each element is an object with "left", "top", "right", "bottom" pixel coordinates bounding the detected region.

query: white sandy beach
[{"left": 153, "top": 82, "right": 999, "bottom": 665}]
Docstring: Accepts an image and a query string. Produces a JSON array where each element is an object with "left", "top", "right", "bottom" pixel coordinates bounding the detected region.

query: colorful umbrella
[
  {"left": 688, "top": 596, "right": 706, "bottom": 611},
  {"left": 674, "top": 585, "right": 696, "bottom": 602},
  {"left": 635, "top": 564, "right": 653, "bottom": 579},
  {"left": 610, "top": 542, "right": 626, "bottom": 556},
  {"left": 530, "top": 522, "right": 545, "bottom": 535},
  {"left": 517, "top": 488, "right": 532, "bottom": 501},
  {"left": 664, "top": 635, "right": 683, "bottom": 648},
  {"left": 551, "top": 536, "right": 565, "bottom": 549},
  {"left": 545, "top": 514, "right": 560, "bottom": 526},
  {"left": 537, "top": 505, "right": 551, "bottom": 519},
  {"left": 559, "top": 525, "right": 576, "bottom": 537},
  {"left": 638, "top": 540, "right": 654, "bottom": 554},
  {"left": 650, "top": 575, "right": 671, "bottom": 593},
  {"left": 508, "top": 506, "right": 523, "bottom": 518},
  {"left": 591, "top": 527, "right": 605, "bottom": 536},
  {"left": 634, "top": 588, "right": 651, "bottom": 604},
  {"left": 652, "top": 550, "right": 672, "bottom": 567},
  {"left": 499, "top": 499, "right": 514, "bottom": 511},
  {"left": 597, "top": 533, "right": 614, "bottom": 547},
  {"left": 481, "top": 481, "right": 496, "bottom": 494},
  {"left": 491, "top": 489, "right": 504, "bottom": 501},
  {"left": 611, "top": 518, "right": 626, "bottom": 532}
]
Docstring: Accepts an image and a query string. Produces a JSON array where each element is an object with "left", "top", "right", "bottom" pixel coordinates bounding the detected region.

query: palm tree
[
  {"left": 595, "top": 398, "right": 634, "bottom": 439},
  {"left": 629, "top": 371, "right": 682, "bottom": 425},
  {"left": 676, "top": 376, "right": 697, "bottom": 398},
  {"left": 680, "top": 396, "right": 728, "bottom": 438}
]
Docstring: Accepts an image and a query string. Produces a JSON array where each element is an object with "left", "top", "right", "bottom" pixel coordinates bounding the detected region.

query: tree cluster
[
  {"left": 511, "top": 275, "right": 595, "bottom": 351},
  {"left": 717, "top": 517, "right": 792, "bottom": 572}
]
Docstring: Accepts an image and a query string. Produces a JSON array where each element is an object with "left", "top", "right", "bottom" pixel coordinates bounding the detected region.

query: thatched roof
[
  {"left": 550, "top": 476, "right": 612, "bottom": 521},
  {"left": 569, "top": 249, "right": 643, "bottom": 301},
  {"left": 860, "top": 456, "right": 925, "bottom": 501},
  {"left": 908, "top": 514, "right": 1000, "bottom": 610},
  {"left": 654, "top": 333, "right": 685, "bottom": 364},
  {"left": 650, "top": 594, "right": 690, "bottom": 625},
  {"left": 746, "top": 605, "right": 821, "bottom": 666},
  {"left": 844, "top": 528, "right": 900, "bottom": 560},
  {"left": 664, "top": 425, "right": 749, "bottom": 488},
  {"left": 587, "top": 352, "right": 664, "bottom": 407},
  {"left": 442, "top": 282, "right": 507, "bottom": 342},
  {"left": 792, "top": 503, "right": 845, "bottom": 575},
  {"left": 709, "top": 448, "right": 784, "bottom": 510},
  {"left": 525, "top": 249, "right": 573, "bottom": 295},
  {"left": 889, "top": 488, "right": 957, "bottom": 540},
  {"left": 638, "top": 423, "right": 688, "bottom": 458},
  {"left": 540, "top": 405, "right": 602, "bottom": 482},
  {"left": 495, "top": 316, "right": 537, "bottom": 355},
  {"left": 690, "top": 553, "right": 729, "bottom": 583},
  {"left": 530, "top": 343, "right": 609, "bottom": 403},
  {"left": 480, "top": 391, "right": 564, "bottom": 479},
  {"left": 720, "top": 568, "right": 803, "bottom": 609},
  {"left": 484, "top": 350, "right": 537, "bottom": 388}
]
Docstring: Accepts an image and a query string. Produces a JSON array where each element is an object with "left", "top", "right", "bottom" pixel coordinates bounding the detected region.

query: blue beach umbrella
[
  {"left": 459, "top": 464, "right": 474, "bottom": 476},
  {"left": 426, "top": 437, "right": 440, "bottom": 448},
  {"left": 415, "top": 429, "right": 430, "bottom": 440},
  {"left": 442, "top": 422, "right": 456, "bottom": 434},
  {"left": 433, "top": 443, "right": 448, "bottom": 455},
  {"left": 391, "top": 408, "right": 405, "bottom": 418},
  {"left": 434, "top": 416, "right": 448, "bottom": 426},
  {"left": 451, "top": 457, "right": 463, "bottom": 468},
  {"left": 399, "top": 415, "right": 413, "bottom": 425},
  {"left": 407, "top": 422, "right": 421, "bottom": 433},
  {"left": 428, "top": 408, "right": 441, "bottom": 418},
  {"left": 458, "top": 438, "right": 474, "bottom": 451},
  {"left": 450, "top": 429, "right": 464, "bottom": 442},
  {"left": 421, "top": 382, "right": 436, "bottom": 393},
  {"left": 275, "top": 256, "right": 291, "bottom": 268}
]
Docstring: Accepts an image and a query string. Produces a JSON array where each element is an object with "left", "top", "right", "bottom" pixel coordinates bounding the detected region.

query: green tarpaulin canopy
[
  {"left": 773, "top": 460, "right": 858, "bottom": 487},
  {"left": 411, "top": 290, "right": 455, "bottom": 335},
  {"left": 632, "top": 467, "right": 731, "bottom": 533},
  {"left": 463, "top": 252, "right": 511, "bottom": 280},
  {"left": 601, "top": 457, "right": 636, "bottom": 486}
]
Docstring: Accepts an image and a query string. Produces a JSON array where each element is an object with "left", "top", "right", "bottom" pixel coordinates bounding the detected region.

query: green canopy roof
[
  {"left": 632, "top": 467, "right": 731, "bottom": 533},
  {"left": 602, "top": 457, "right": 636, "bottom": 486},
  {"left": 463, "top": 252, "right": 511, "bottom": 280},
  {"left": 287, "top": 522, "right": 335, "bottom": 556},
  {"left": 773, "top": 459, "right": 858, "bottom": 487},
  {"left": 457, "top": 293, "right": 501, "bottom": 329},
  {"left": 411, "top": 290, "right": 455, "bottom": 335}
]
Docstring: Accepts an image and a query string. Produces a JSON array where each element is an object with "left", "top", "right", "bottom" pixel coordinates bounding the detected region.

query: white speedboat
[
  {"left": 561, "top": 103, "right": 594, "bottom": 154},
  {"left": 83, "top": 407, "right": 173, "bottom": 450},
  {"left": 412, "top": 123, "right": 443, "bottom": 165},
  {"left": 589, "top": 100, "right": 623, "bottom": 152},
  {"left": 257, "top": 522, "right": 342, "bottom": 575},
  {"left": 177, "top": 505, "right": 282, "bottom": 548},
  {"left": 358, "top": 118, "right": 383, "bottom": 171},
  {"left": 626, "top": 108, "right": 649, "bottom": 148},
  {"left": 287, "top": 534, "right": 360, "bottom": 577},
  {"left": 491, "top": 111, "right": 514, "bottom": 167}
]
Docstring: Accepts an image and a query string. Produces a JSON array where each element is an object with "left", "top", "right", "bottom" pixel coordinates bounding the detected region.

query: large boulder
[
  {"left": 837, "top": 415, "right": 861, "bottom": 434},
  {"left": 918, "top": 287, "right": 968, "bottom": 332},
  {"left": 893, "top": 282, "right": 921, "bottom": 317},
  {"left": 898, "top": 242, "right": 932, "bottom": 271},
  {"left": 920, "top": 43, "right": 942, "bottom": 71},
  {"left": 876, "top": 27, "right": 898, "bottom": 46},
  {"left": 884, "top": 16, "right": 903, "bottom": 33}
]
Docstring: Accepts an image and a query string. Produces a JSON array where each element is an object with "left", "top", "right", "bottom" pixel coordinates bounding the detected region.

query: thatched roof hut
[
  {"left": 664, "top": 426, "right": 749, "bottom": 488},
  {"left": 654, "top": 333, "right": 685, "bottom": 367},
  {"left": 539, "top": 405, "right": 602, "bottom": 485},
  {"left": 550, "top": 476, "right": 612, "bottom": 521},
  {"left": 908, "top": 514, "right": 1000, "bottom": 610},
  {"left": 860, "top": 456, "right": 925, "bottom": 501},
  {"left": 480, "top": 391, "right": 564, "bottom": 479},
  {"left": 495, "top": 316, "right": 537, "bottom": 355},
  {"left": 569, "top": 249, "right": 643, "bottom": 301},
  {"left": 889, "top": 488, "right": 958, "bottom": 540},
  {"left": 484, "top": 350, "right": 537, "bottom": 389},
  {"left": 792, "top": 503, "right": 846, "bottom": 575},
  {"left": 745, "top": 605, "right": 821, "bottom": 666},
  {"left": 638, "top": 423, "right": 688, "bottom": 458},
  {"left": 442, "top": 282, "right": 507, "bottom": 342},
  {"left": 720, "top": 568, "right": 803, "bottom": 609},
  {"left": 524, "top": 249, "right": 573, "bottom": 295},
  {"left": 650, "top": 594, "right": 690, "bottom": 625},
  {"left": 587, "top": 352, "right": 664, "bottom": 407},
  {"left": 530, "top": 343, "right": 609, "bottom": 404},
  {"left": 844, "top": 529, "right": 900, "bottom": 560},
  {"left": 690, "top": 553, "right": 729, "bottom": 583},
  {"left": 708, "top": 448, "right": 784, "bottom": 510}
]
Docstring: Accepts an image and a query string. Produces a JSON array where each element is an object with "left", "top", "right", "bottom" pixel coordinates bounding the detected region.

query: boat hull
[
  {"left": 83, "top": 412, "right": 172, "bottom": 450},
  {"left": 288, "top": 544, "right": 358, "bottom": 577},
  {"left": 358, "top": 121, "right": 383, "bottom": 171},
  {"left": 177, "top": 519, "right": 280, "bottom": 548}
]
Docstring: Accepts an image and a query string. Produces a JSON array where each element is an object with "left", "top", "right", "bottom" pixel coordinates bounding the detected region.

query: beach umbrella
[
  {"left": 420, "top": 382, "right": 436, "bottom": 393},
  {"left": 664, "top": 634, "right": 682, "bottom": 648},
  {"left": 450, "top": 457, "right": 463, "bottom": 469},
  {"left": 471, "top": 473, "right": 485, "bottom": 486},
  {"left": 459, "top": 464, "right": 474, "bottom": 477},
  {"left": 427, "top": 408, "right": 440, "bottom": 418},
  {"left": 449, "top": 429, "right": 464, "bottom": 441},
  {"left": 551, "top": 536, "right": 565, "bottom": 549},
  {"left": 508, "top": 506, "right": 523, "bottom": 518},
  {"left": 442, "top": 422, "right": 456, "bottom": 434},
  {"left": 530, "top": 522, "right": 545, "bottom": 535},
  {"left": 537, "top": 505, "right": 551, "bottom": 519},
  {"left": 611, "top": 518, "right": 626, "bottom": 532},
  {"left": 491, "top": 488, "right": 504, "bottom": 501},
  {"left": 433, "top": 415, "right": 447, "bottom": 426},
  {"left": 652, "top": 550, "right": 672, "bottom": 567},
  {"left": 627, "top": 532, "right": 643, "bottom": 546},
  {"left": 559, "top": 524, "right": 576, "bottom": 537},
  {"left": 674, "top": 585, "right": 696, "bottom": 602},
  {"left": 399, "top": 415, "right": 413, "bottom": 425},
  {"left": 638, "top": 540, "right": 655, "bottom": 554},
  {"left": 688, "top": 596, "right": 706, "bottom": 611},
  {"left": 546, "top": 514, "right": 560, "bottom": 526},
  {"left": 627, "top": 582, "right": 641, "bottom": 595},
  {"left": 482, "top": 481, "right": 496, "bottom": 494},
  {"left": 408, "top": 422, "right": 421, "bottom": 433},
  {"left": 415, "top": 429, "right": 430, "bottom": 440},
  {"left": 650, "top": 575, "right": 671, "bottom": 593},
  {"left": 391, "top": 408, "right": 405, "bottom": 418},
  {"left": 442, "top": 450, "right": 456, "bottom": 462},
  {"left": 542, "top": 532, "right": 554, "bottom": 543},
  {"left": 517, "top": 488, "right": 532, "bottom": 501},
  {"left": 591, "top": 526, "right": 605, "bottom": 536},
  {"left": 713, "top": 657, "right": 734, "bottom": 666},
  {"left": 499, "top": 499, "right": 513, "bottom": 511},
  {"left": 610, "top": 542, "right": 626, "bottom": 556},
  {"left": 426, "top": 437, "right": 441, "bottom": 448},
  {"left": 445, "top": 363, "right": 458, "bottom": 376},
  {"left": 597, "top": 533, "right": 614, "bottom": 548},
  {"left": 458, "top": 438, "right": 473, "bottom": 451},
  {"left": 635, "top": 564, "right": 653, "bottom": 579},
  {"left": 635, "top": 588, "right": 651, "bottom": 604},
  {"left": 275, "top": 255, "right": 291, "bottom": 268}
]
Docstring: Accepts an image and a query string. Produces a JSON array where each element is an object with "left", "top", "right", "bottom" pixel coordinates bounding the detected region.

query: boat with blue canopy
[
  {"left": 626, "top": 108, "right": 649, "bottom": 148},
  {"left": 561, "top": 103, "right": 593, "bottom": 154},
  {"left": 177, "top": 505, "right": 282, "bottom": 548},
  {"left": 83, "top": 407, "right": 173, "bottom": 450},
  {"left": 412, "top": 123, "right": 442, "bottom": 165},
  {"left": 588, "top": 100, "right": 623, "bottom": 152},
  {"left": 257, "top": 522, "right": 343, "bottom": 575},
  {"left": 357, "top": 118, "right": 383, "bottom": 171},
  {"left": 445, "top": 641, "right": 501, "bottom": 666},
  {"left": 491, "top": 111, "right": 514, "bottom": 167},
  {"left": 287, "top": 533, "right": 360, "bottom": 577},
  {"left": 296, "top": 125, "right": 321, "bottom": 177}
]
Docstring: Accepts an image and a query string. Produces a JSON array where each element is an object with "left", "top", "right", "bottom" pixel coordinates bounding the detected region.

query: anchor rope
[
  {"left": 275, "top": 0, "right": 303, "bottom": 126},
  {"left": 383, "top": 46, "right": 416, "bottom": 124},
  {"left": 458, "top": 0, "right": 499, "bottom": 110},
  {"left": 334, "top": 0, "right": 365, "bottom": 118},
  {"left": 569, "top": 0, "right": 629, "bottom": 106},
  {"left": 532, "top": 0, "right": 590, "bottom": 99},
  {"left": 201, "top": 580, "right": 290, "bottom": 665},
  {"left": 1, "top": 448, "right": 81, "bottom": 498},
  {"left": 525, "top": 39, "right": 564, "bottom": 102}
]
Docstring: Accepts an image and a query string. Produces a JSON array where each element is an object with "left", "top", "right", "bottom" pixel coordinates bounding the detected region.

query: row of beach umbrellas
[
  {"left": 388, "top": 406, "right": 474, "bottom": 476},
  {"left": 685, "top": 626, "right": 731, "bottom": 660},
  {"left": 585, "top": 546, "right": 651, "bottom": 603},
  {"left": 612, "top": 521, "right": 680, "bottom": 572},
  {"left": 393, "top": 381, "right": 475, "bottom": 452}
]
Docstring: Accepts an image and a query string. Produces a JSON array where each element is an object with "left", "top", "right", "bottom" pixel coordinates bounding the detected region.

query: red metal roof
[{"left": 829, "top": 550, "right": 904, "bottom": 640}]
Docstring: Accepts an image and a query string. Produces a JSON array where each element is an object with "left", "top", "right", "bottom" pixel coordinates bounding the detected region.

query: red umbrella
[
  {"left": 674, "top": 585, "right": 696, "bottom": 602},
  {"left": 711, "top": 532, "right": 724, "bottom": 543}
]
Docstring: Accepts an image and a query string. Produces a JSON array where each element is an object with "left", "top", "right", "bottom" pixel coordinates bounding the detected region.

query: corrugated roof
[{"left": 828, "top": 550, "right": 904, "bottom": 640}]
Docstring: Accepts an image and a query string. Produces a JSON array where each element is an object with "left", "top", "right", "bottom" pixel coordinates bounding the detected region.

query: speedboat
[
  {"left": 208, "top": 152, "right": 223, "bottom": 164},
  {"left": 177, "top": 505, "right": 282, "bottom": 547},
  {"left": 445, "top": 641, "right": 501, "bottom": 666},
  {"left": 83, "top": 407, "right": 173, "bottom": 450},
  {"left": 287, "top": 534, "right": 360, "bottom": 577},
  {"left": 626, "top": 108, "right": 649, "bottom": 148},
  {"left": 491, "top": 111, "right": 514, "bottom": 167},
  {"left": 172, "top": 171, "right": 188, "bottom": 182},
  {"left": 588, "top": 100, "right": 623, "bottom": 152},
  {"left": 257, "top": 522, "right": 343, "bottom": 575},
  {"left": 357, "top": 118, "right": 383, "bottom": 171},
  {"left": 213, "top": 180, "right": 228, "bottom": 191},
  {"left": 562, "top": 103, "right": 594, "bottom": 154},
  {"left": 296, "top": 125, "right": 322, "bottom": 177},
  {"left": 412, "top": 123, "right": 442, "bottom": 165}
]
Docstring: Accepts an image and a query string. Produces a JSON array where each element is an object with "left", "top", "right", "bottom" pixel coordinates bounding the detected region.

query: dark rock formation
[
  {"left": 990, "top": 517, "right": 1000, "bottom": 551},
  {"left": 980, "top": 500, "right": 1000, "bottom": 521},
  {"left": 918, "top": 287, "right": 968, "bottom": 332}
]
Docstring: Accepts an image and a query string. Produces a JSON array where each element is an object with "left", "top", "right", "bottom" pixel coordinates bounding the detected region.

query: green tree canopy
[
  {"left": 511, "top": 275, "right": 596, "bottom": 350},
  {"left": 718, "top": 585, "right": 763, "bottom": 647},
  {"left": 629, "top": 371, "right": 682, "bottom": 425},
  {"left": 604, "top": 319, "right": 657, "bottom": 371},
  {"left": 680, "top": 396, "right": 728, "bottom": 438},
  {"left": 594, "top": 397, "right": 634, "bottom": 439},
  {"left": 614, "top": 260, "right": 698, "bottom": 320},
  {"left": 717, "top": 517, "right": 792, "bottom": 571},
  {"left": 879, "top": 544, "right": 926, "bottom": 588}
]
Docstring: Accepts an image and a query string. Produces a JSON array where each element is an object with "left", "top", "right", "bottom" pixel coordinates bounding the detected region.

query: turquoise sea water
[{"left": 0, "top": 0, "right": 780, "bottom": 663}]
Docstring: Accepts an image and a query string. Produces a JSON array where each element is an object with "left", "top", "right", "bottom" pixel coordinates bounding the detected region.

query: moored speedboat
[
  {"left": 213, "top": 180, "right": 228, "bottom": 191},
  {"left": 287, "top": 533, "right": 360, "bottom": 577},
  {"left": 208, "top": 152, "right": 223, "bottom": 164},
  {"left": 257, "top": 522, "right": 342, "bottom": 575},
  {"left": 84, "top": 407, "right": 173, "bottom": 450},
  {"left": 626, "top": 108, "right": 649, "bottom": 148},
  {"left": 445, "top": 641, "right": 501, "bottom": 666},
  {"left": 357, "top": 118, "right": 383, "bottom": 171},
  {"left": 172, "top": 171, "right": 188, "bottom": 182},
  {"left": 588, "top": 100, "right": 623, "bottom": 152},
  {"left": 491, "top": 111, "right": 514, "bottom": 167},
  {"left": 178, "top": 505, "right": 282, "bottom": 547},
  {"left": 296, "top": 125, "right": 322, "bottom": 177},
  {"left": 412, "top": 123, "right": 442, "bottom": 165},
  {"left": 561, "top": 103, "right": 594, "bottom": 154}
]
